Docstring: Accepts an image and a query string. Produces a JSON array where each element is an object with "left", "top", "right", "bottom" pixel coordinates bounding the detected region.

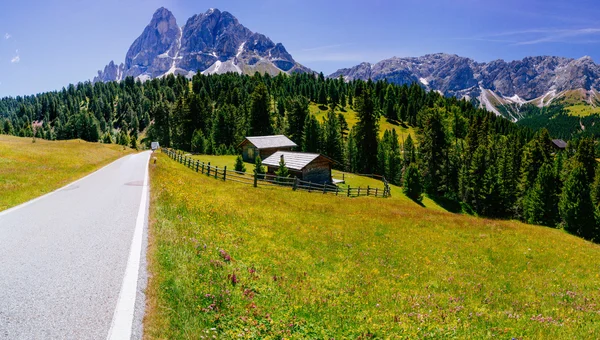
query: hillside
[
  {"left": 0, "top": 135, "right": 133, "bottom": 211},
  {"left": 330, "top": 54, "right": 600, "bottom": 122},
  {"left": 308, "top": 102, "right": 417, "bottom": 139},
  {"left": 146, "top": 151, "right": 600, "bottom": 338}
]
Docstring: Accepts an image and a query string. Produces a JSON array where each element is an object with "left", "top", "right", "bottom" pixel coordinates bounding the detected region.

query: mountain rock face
[
  {"left": 330, "top": 54, "right": 600, "bottom": 120},
  {"left": 94, "top": 7, "right": 310, "bottom": 82}
]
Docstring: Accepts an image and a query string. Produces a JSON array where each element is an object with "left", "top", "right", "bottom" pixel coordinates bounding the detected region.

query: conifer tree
[
  {"left": 250, "top": 83, "right": 273, "bottom": 136},
  {"left": 318, "top": 84, "right": 328, "bottom": 106},
  {"left": 254, "top": 156, "right": 265, "bottom": 179},
  {"left": 275, "top": 155, "right": 289, "bottom": 181},
  {"left": 338, "top": 113, "right": 349, "bottom": 138},
  {"left": 403, "top": 134, "right": 416, "bottom": 168},
  {"left": 384, "top": 84, "right": 397, "bottom": 121},
  {"left": 346, "top": 128, "right": 359, "bottom": 173},
  {"left": 575, "top": 137, "right": 596, "bottom": 184},
  {"left": 403, "top": 163, "right": 423, "bottom": 203},
  {"left": 323, "top": 110, "right": 343, "bottom": 163},
  {"left": 191, "top": 129, "right": 206, "bottom": 153},
  {"left": 302, "top": 114, "right": 321, "bottom": 153},
  {"left": 560, "top": 162, "right": 597, "bottom": 240},
  {"left": 355, "top": 84, "right": 379, "bottom": 173},
  {"left": 523, "top": 163, "right": 559, "bottom": 227},
  {"left": 234, "top": 154, "right": 246, "bottom": 172},
  {"left": 286, "top": 96, "right": 309, "bottom": 144},
  {"left": 419, "top": 108, "right": 448, "bottom": 195}
]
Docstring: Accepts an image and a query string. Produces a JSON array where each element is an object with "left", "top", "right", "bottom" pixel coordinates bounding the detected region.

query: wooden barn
[
  {"left": 262, "top": 151, "right": 334, "bottom": 184},
  {"left": 552, "top": 139, "right": 567, "bottom": 150},
  {"left": 239, "top": 135, "right": 297, "bottom": 162}
]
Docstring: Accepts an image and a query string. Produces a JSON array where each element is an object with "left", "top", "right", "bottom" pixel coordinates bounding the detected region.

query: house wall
[
  {"left": 302, "top": 160, "right": 332, "bottom": 184},
  {"left": 242, "top": 144, "right": 258, "bottom": 162},
  {"left": 242, "top": 145, "right": 295, "bottom": 162}
]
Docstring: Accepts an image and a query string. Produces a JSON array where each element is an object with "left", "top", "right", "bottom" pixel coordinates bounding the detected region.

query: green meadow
[
  {"left": 0, "top": 135, "right": 133, "bottom": 211},
  {"left": 145, "top": 151, "right": 600, "bottom": 339}
]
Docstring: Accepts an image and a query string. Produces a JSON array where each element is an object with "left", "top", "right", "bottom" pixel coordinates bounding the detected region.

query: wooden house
[
  {"left": 262, "top": 151, "right": 334, "bottom": 184},
  {"left": 239, "top": 135, "right": 297, "bottom": 162},
  {"left": 551, "top": 139, "right": 567, "bottom": 150}
]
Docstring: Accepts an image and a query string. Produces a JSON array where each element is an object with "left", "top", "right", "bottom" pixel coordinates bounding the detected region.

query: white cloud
[
  {"left": 4, "top": 33, "right": 10, "bottom": 40},
  {"left": 463, "top": 27, "right": 600, "bottom": 46},
  {"left": 11, "top": 50, "right": 20, "bottom": 63}
]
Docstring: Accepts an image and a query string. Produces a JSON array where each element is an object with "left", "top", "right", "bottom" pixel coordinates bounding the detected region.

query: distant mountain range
[
  {"left": 94, "top": 7, "right": 310, "bottom": 83},
  {"left": 330, "top": 54, "right": 600, "bottom": 121},
  {"left": 94, "top": 7, "right": 600, "bottom": 121}
]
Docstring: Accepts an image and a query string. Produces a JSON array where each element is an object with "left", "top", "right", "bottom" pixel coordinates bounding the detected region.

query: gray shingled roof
[
  {"left": 552, "top": 139, "right": 567, "bottom": 149},
  {"left": 244, "top": 135, "right": 297, "bottom": 149},
  {"left": 263, "top": 151, "right": 325, "bottom": 171}
]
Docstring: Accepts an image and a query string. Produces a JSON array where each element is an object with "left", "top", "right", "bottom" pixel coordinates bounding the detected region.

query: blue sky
[{"left": 2, "top": 0, "right": 600, "bottom": 97}]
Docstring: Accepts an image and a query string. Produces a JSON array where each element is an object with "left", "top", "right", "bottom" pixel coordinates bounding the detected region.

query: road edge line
[
  {"left": 0, "top": 153, "right": 134, "bottom": 218},
  {"left": 106, "top": 152, "right": 150, "bottom": 340}
]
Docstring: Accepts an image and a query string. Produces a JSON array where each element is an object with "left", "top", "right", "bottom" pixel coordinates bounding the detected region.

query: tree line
[{"left": 2, "top": 72, "right": 600, "bottom": 242}]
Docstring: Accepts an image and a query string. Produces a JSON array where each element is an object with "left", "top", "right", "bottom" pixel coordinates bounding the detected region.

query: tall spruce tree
[
  {"left": 419, "top": 108, "right": 448, "bottom": 195},
  {"left": 575, "top": 137, "right": 596, "bottom": 184},
  {"left": 249, "top": 83, "right": 273, "bottom": 136},
  {"left": 354, "top": 84, "right": 379, "bottom": 173},
  {"left": 286, "top": 96, "right": 309, "bottom": 144},
  {"left": 403, "top": 163, "right": 423, "bottom": 203},
  {"left": 523, "top": 163, "right": 559, "bottom": 227},
  {"left": 302, "top": 114, "right": 321, "bottom": 153},
  {"left": 323, "top": 110, "right": 344, "bottom": 163},
  {"left": 559, "top": 162, "right": 597, "bottom": 240}
]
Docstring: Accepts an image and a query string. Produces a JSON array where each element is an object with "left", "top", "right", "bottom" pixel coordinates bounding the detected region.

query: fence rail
[{"left": 162, "top": 148, "right": 390, "bottom": 198}]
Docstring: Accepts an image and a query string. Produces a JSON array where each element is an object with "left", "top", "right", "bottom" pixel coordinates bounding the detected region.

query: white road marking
[{"left": 106, "top": 153, "right": 150, "bottom": 340}]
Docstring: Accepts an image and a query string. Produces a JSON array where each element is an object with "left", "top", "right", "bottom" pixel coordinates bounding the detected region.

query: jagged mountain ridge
[
  {"left": 94, "top": 7, "right": 310, "bottom": 83},
  {"left": 330, "top": 53, "right": 600, "bottom": 121}
]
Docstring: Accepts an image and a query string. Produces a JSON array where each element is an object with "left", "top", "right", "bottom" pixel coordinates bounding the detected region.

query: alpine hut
[
  {"left": 551, "top": 139, "right": 567, "bottom": 150},
  {"left": 262, "top": 151, "right": 334, "bottom": 184},
  {"left": 239, "top": 135, "right": 297, "bottom": 162}
]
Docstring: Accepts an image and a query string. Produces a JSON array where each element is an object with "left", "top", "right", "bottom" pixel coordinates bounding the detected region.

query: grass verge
[
  {"left": 0, "top": 135, "right": 134, "bottom": 211},
  {"left": 146, "top": 151, "right": 600, "bottom": 338}
]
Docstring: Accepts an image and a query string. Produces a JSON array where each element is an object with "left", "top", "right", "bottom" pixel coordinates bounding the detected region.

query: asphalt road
[{"left": 0, "top": 151, "right": 151, "bottom": 340}]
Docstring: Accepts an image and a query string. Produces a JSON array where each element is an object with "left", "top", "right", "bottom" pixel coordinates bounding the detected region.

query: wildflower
[{"left": 219, "top": 249, "right": 231, "bottom": 262}]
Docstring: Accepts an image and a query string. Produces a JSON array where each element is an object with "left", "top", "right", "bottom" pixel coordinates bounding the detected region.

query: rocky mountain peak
[{"left": 94, "top": 7, "right": 310, "bottom": 83}]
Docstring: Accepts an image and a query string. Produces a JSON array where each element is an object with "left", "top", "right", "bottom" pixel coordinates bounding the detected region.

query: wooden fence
[{"left": 162, "top": 148, "right": 390, "bottom": 198}]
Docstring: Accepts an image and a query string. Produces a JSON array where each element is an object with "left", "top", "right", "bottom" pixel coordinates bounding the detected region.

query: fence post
[
  {"left": 323, "top": 182, "right": 327, "bottom": 194},
  {"left": 375, "top": 188, "right": 378, "bottom": 197},
  {"left": 207, "top": 162, "right": 211, "bottom": 176},
  {"left": 215, "top": 166, "right": 218, "bottom": 179},
  {"left": 196, "top": 160, "right": 199, "bottom": 172},
  {"left": 293, "top": 177, "right": 298, "bottom": 191},
  {"left": 308, "top": 182, "right": 312, "bottom": 193},
  {"left": 367, "top": 186, "right": 370, "bottom": 196},
  {"left": 201, "top": 162, "right": 205, "bottom": 174},
  {"left": 253, "top": 171, "right": 258, "bottom": 187},
  {"left": 347, "top": 186, "right": 351, "bottom": 197},
  {"left": 358, "top": 187, "right": 361, "bottom": 196},
  {"left": 223, "top": 166, "right": 227, "bottom": 181}
]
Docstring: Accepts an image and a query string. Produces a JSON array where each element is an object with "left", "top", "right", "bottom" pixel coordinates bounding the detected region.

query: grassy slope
[
  {"left": 188, "top": 154, "right": 446, "bottom": 212},
  {"left": 553, "top": 90, "right": 600, "bottom": 117},
  {"left": 309, "top": 103, "right": 417, "bottom": 140},
  {"left": 146, "top": 151, "right": 600, "bottom": 339},
  {"left": 0, "top": 135, "right": 134, "bottom": 211}
]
